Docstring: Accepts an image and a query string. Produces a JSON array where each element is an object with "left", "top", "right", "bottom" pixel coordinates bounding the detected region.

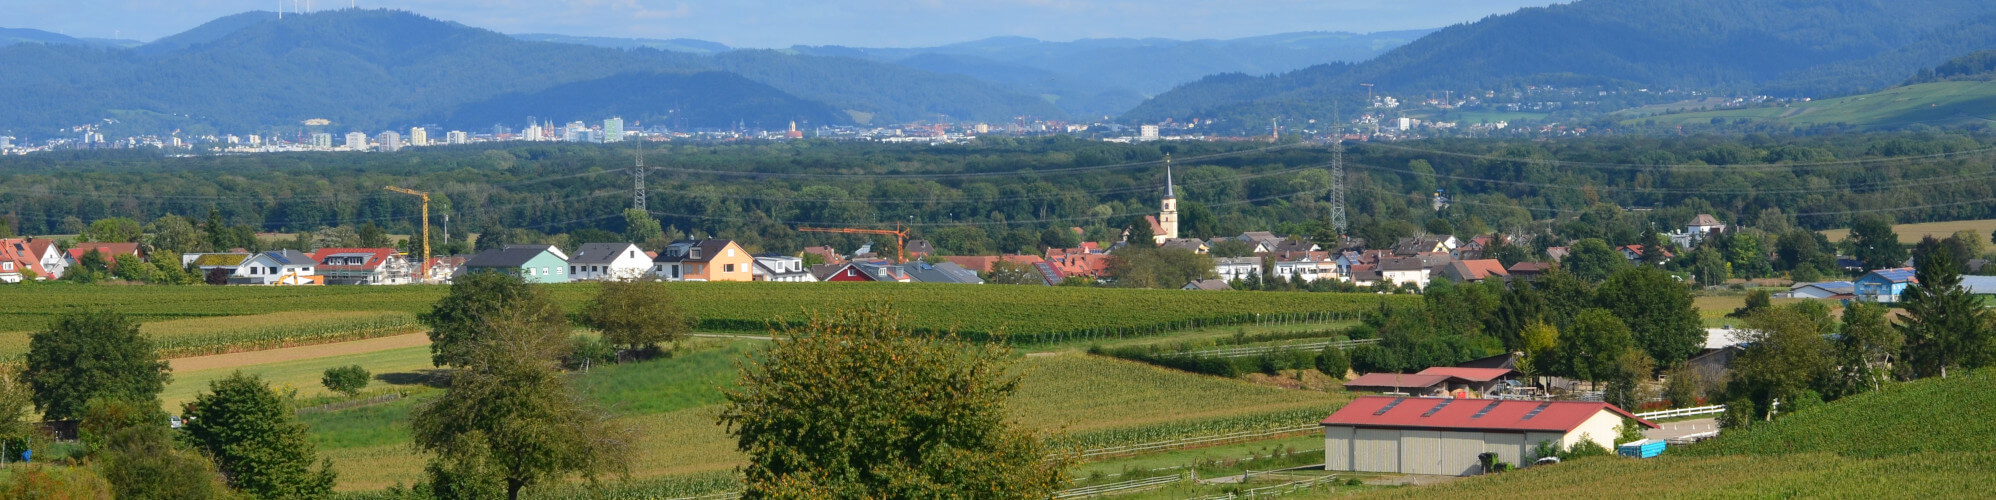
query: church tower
[{"left": 1157, "top": 154, "right": 1179, "bottom": 245}]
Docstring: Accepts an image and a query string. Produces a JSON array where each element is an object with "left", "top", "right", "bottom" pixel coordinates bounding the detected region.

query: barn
[{"left": 1321, "top": 396, "right": 1656, "bottom": 476}]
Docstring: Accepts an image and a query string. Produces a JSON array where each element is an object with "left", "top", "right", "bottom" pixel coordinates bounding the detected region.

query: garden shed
[{"left": 1321, "top": 396, "right": 1656, "bottom": 476}]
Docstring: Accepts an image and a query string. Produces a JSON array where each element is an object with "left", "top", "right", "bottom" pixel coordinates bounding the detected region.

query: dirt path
[{"left": 169, "top": 333, "right": 432, "bottom": 373}]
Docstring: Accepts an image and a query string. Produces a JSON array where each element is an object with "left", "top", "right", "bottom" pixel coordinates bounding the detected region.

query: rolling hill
[
  {"left": 1634, "top": 51, "right": 1996, "bottom": 130},
  {"left": 1124, "top": 0, "right": 1996, "bottom": 130},
  {"left": 430, "top": 72, "right": 850, "bottom": 131},
  {"left": 0, "top": 27, "right": 139, "bottom": 48},
  {"left": 0, "top": 9, "right": 1065, "bottom": 138}
]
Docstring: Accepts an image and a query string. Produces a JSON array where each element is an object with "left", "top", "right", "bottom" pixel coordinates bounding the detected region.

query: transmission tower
[
  {"left": 632, "top": 138, "right": 647, "bottom": 211},
  {"left": 1331, "top": 139, "right": 1347, "bottom": 238}
]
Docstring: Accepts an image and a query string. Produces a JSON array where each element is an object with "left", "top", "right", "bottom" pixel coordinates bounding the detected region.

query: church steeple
[{"left": 1157, "top": 154, "right": 1179, "bottom": 244}]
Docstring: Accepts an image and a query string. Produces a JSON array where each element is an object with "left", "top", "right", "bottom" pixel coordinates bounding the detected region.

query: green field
[
  {"left": 1354, "top": 368, "right": 1996, "bottom": 498},
  {"left": 1633, "top": 80, "right": 1996, "bottom": 129},
  {"left": 251, "top": 340, "right": 1351, "bottom": 492},
  {"left": 1820, "top": 218, "right": 1996, "bottom": 245},
  {"left": 0, "top": 283, "right": 1409, "bottom": 347}
]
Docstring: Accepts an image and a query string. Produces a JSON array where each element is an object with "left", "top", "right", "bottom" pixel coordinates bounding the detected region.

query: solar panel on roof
[
  {"left": 1471, "top": 400, "right": 1503, "bottom": 419},
  {"left": 1521, "top": 401, "right": 1553, "bottom": 420},
  {"left": 1374, "top": 398, "right": 1407, "bottom": 415},
  {"left": 1421, "top": 399, "right": 1454, "bottom": 417}
]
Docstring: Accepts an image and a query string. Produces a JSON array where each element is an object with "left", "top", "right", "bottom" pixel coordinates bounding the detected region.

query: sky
[{"left": 4, "top": 0, "right": 1564, "bottom": 48}]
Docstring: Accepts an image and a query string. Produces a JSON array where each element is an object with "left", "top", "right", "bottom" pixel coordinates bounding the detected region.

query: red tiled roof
[
  {"left": 1321, "top": 396, "right": 1657, "bottom": 433},
  {"left": 1416, "top": 367, "right": 1516, "bottom": 383},
  {"left": 67, "top": 242, "right": 141, "bottom": 261},
  {"left": 1344, "top": 373, "right": 1452, "bottom": 389}
]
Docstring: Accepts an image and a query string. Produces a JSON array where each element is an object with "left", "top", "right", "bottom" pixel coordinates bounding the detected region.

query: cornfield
[{"left": 142, "top": 311, "right": 422, "bottom": 358}]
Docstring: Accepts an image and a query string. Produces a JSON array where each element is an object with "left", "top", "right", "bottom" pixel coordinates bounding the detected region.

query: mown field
[
  {"left": 0, "top": 282, "right": 1411, "bottom": 347},
  {"left": 1820, "top": 218, "right": 1996, "bottom": 245},
  {"left": 1354, "top": 368, "right": 1996, "bottom": 498}
]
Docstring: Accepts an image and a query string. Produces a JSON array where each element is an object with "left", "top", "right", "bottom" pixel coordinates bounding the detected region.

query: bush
[
  {"left": 567, "top": 335, "right": 617, "bottom": 370},
  {"left": 1315, "top": 346, "right": 1350, "bottom": 379},
  {"left": 321, "top": 365, "right": 371, "bottom": 397},
  {"left": 1717, "top": 398, "right": 1757, "bottom": 430},
  {"left": 1, "top": 465, "right": 115, "bottom": 498}
]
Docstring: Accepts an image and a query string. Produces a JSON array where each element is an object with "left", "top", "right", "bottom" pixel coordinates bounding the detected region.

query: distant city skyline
[{"left": 4, "top": 0, "right": 1562, "bottom": 48}]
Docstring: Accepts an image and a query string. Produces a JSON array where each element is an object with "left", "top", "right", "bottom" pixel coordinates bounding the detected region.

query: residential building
[
  {"left": 1271, "top": 251, "right": 1338, "bottom": 283},
  {"left": 1670, "top": 213, "right": 1728, "bottom": 248},
  {"left": 1213, "top": 256, "right": 1261, "bottom": 282},
  {"left": 1160, "top": 238, "right": 1207, "bottom": 253},
  {"left": 0, "top": 238, "right": 52, "bottom": 282},
  {"left": 822, "top": 261, "right": 909, "bottom": 282},
  {"left": 345, "top": 131, "right": 369, "bottom": 151},
  {"left": 311, "top": 132, "right": 334, "bottom": 149},
  {"left": 802, "top": 246, "right": 845, "bottom": 266},
  {"left": 906, "top": 239, "right": 937, "bottom": 260},
  {"left": 462, "top": 245, "right": 570, "bottom": 284},
  {"left": 3, "top": 238, "right": 63, "bottom": 280},
  {"left": 409, "top": 127, "right": 428, "bottom": 147},
  {"left": 1391, "top": 235, "right": 1458, "bottom": 256},
  {"left": 653, "top": 239, "right": 753, "bottom": 282},
  {"left": 1271, "top": 239, "right": 1322, "bottom": 254},
  {"left": 942, "top": 255, "right": 1044, "bottom": 274},
  {"left": 1855, "top": 268, "right": 1917, "bottom": 303},
  {"left": 1321, "top": 397, "right": 1657, "bottom": 476},
  {"left": 604, "top": 117, "right": 625, "bottom": 142},
  {"left": 751, "top": 255, "right": 816, "bottom": 282},
  {"left": 312, "top": 248, "right": 413, "bottom": 285},
  {"left": 1182, "top": 279, "right": 1231, "bottom": 291},
  {"left": 568, "top": 243, "right": 653, "bottom": 281},
  {"left": 906, "top": 261, "right": 983, "bottom": 284},
  {"left": 381, "top": 131, "right": 404, "bottom": 152},
  {"left": 1378, "top": 254, "right": 1449, "bottom": 289},
  {"left": 1441, "top": 259, "right": 1510, "bottom": 283},
  {"left": 66, "top": 243, "right": 143, "bottom": 269},
  {"left": 446, "top": 130, "right": 469, "bottom": 145},
  {"left": 1507, "top": 261, "right": 1553, "bottom": 280},
  {"left": 1618, "top": 244, "right": 1672, "bottom": 264},
  {"left": 232, "top": 249, "right": 321, "bottom": 285},
  {"left": 1140, "top": 124, "right": 1160, "bottom": 141}
]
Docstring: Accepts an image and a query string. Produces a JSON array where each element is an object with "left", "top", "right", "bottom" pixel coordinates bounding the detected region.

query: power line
[
  {"left": 660, "top": 162, "right": 1330, "bottom": 205},
  {"left": 644, "top": 186, "right": 1330, "bottom": 229},
  {"left": 642, "top": 143, "right": 1310, "bottom": 180}
]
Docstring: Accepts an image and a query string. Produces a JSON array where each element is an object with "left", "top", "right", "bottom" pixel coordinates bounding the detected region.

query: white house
[
  {"left": 1378, "top": 257, "right": 1434, "bottom": 289},
  {"left": 233, "top": 249, "right": 319, "bottom": 285},
  {"left": 568, "top": 243, "right": 653, "bottom": 281},
  {"left": 1321, "top": 396, "right": 1657, "bottom": 476},
  {"left": 1213, "top": 256, "right": 1261, "bottom": 282},
  {"left": 1272, "top": 251, "right": 1339, "bottom": 283},
  {"left": 752, "top": 255, "right": 817, "bottom": 282},
  {"left": 1671, "top": 213, "right": 1728, "bottom": 248}
]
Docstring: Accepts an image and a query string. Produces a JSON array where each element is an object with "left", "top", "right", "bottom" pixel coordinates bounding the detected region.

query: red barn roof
[
  {"left": 1321, "top": 396, "right": 1657, "bottom": 433},
  {"left": 1344, "top": 373, "right": 1453, "bottom": 390}
]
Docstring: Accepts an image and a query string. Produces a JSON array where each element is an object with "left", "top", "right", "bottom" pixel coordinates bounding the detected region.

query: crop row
[
  {"left": 1052, "top": 405, "right": 1342, "bottom": 451},
  {"left": 145, "top": 311, "right": 422, "bottom": 358}
]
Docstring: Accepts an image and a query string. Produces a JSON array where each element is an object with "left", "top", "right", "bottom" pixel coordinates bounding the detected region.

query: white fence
[
  {"left": 1632, "top": 404, "right": 1726, "bottom": 420},
  {"left": 1055, "top": 473, "right": 1186, "bottom": 498},
  {"left": 1185, "top": 474, "right": 1343, "bottom": 500},
  {"left": 1176, "top": 339, "right": 1381, "bottom": 359},
  {"left": 1073, "top": 424, "right": 1322, "bottom": 460}
]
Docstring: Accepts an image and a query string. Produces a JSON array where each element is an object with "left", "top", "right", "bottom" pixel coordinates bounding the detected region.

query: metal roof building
[{"left": 1321, "top": 396, "right": 1655, "bottom": 476}]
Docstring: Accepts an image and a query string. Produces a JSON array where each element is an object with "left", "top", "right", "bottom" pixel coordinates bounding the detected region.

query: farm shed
[{"left": 1321, "top": 396, "right": 1656, "bottom": 476}]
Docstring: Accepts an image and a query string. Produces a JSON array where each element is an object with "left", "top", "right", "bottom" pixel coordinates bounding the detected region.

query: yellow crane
[{"left": 382, "top": 186, "right": 431, "bottom": 280}]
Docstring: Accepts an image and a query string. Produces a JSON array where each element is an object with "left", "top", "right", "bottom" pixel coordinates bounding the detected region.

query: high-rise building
[
  {"left": 409, "top": 127, "right": 428, "bottom": 147},
  {"left": 523, "top": 124, "right": 543, "bottom": 141},
  {"left": 604, "top": 117, "right": 624, "bottom": 142},
  {"left": 1140, "top": 125, "right": 1160, "bottom": 141},
  {"left": 1, "top": 136, "right": 13, "bottom": 149},
  {"left": 311, "top": 133, "right": 334, "bottom": 149},
  {"left": 346, "top": 132, "right": 369, "bottom": 151},
  {"left": 247, "top": 134, "right": 262, "bottom": 147},
  {"left": 378, "top": 131, "right": 403, "bottom": 152},
  {"left": 447, "top": 130, "right": 469, "bottom": 145}
]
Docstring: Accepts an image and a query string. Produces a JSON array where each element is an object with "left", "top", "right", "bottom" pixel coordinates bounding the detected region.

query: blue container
[{"left": 1617, "top": 439, "right": 1666, "bottom": 458}]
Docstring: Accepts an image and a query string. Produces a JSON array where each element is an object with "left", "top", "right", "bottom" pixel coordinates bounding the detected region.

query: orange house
[{"left": 652, "top": 239, "right": 754, "bottom": 282}]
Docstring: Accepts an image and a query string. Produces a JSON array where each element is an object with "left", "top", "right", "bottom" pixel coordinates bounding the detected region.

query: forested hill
[
  {"left": 1124, "top": 0, "right": 1996, "bottom": 128},
  {"left": 0, "top": 9, "right": 1062, "bottom": 138}
]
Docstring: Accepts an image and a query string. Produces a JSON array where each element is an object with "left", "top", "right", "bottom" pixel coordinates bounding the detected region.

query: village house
[
  {"left": 802, "top": 246, "right": 845, "bottom": 266},
  {"left": 1392, "top": 235, "right": 1458, "bottom": 256},
  {"left": 462, "top": 244, "right": 570, "bottom": 284},
  {"left": 654, "top": 239, "right": 754, "bottom": 282},
  {"left": 751, "top": 254, "right": 817, "bottom": 282},
  {"left": 905, "top": 239, "right": 937, "bottom": 260},
  {"left": 1618, "top": 244, "right": 1673, "bottom": 264},
  {"left": 1442, "top": 259, "right": 1510, "bottom": 283},
  {"left": 906, "top": 261, "right": 984, "bottom": 284},
  {"left": 1213, "top": 256, "right": 1261, "bottom": 282},
  {"left": 312, "top": 248, "right": 414, "bottom": 285},
  {"left": 1182, "top": 279, "right": 1231, "bottom": 291},
  {"left": 567, "top": 243, "right": 653, "bottom": 281},
  {"left": 1160, "top": 238, "right": 1209, "bottom": 253},
  {"left": 66, "top": 242, "right": 143, "bottom": 269},
  {"left": 1670, "top": 213, "right": 1728, "bottom": 248},
  {"left": 1855, "top": 267, "right": 1917, "bottom": 303},
  {"left": 232, "top": 249, "right": 322, "bottom": 285},
  {"left": 2, "top": 238, "right": 64, "bottom": 280},
  {"left": 821, "top": 261, "right": 910, "bottom": 282},
  {"left": 1271, "top": 251, "right": 1339, "bottom": 283}
]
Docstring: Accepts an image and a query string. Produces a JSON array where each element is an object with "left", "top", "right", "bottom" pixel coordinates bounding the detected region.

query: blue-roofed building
[{"left": 1855, "top": 268, "right": 1918, "bottom": 303}]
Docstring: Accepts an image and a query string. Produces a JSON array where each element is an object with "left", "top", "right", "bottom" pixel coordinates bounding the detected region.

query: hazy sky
[{"left": 6, "top": 0, "right": 1563, "bottom": 47}]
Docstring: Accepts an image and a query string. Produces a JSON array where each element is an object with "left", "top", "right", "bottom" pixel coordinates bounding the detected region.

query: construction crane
[
  {"left": 798, "top": 223, "right": 909, "bottom": 264},
  {"left": 382, "top": 186, "right": 431, "bottom": 280}
]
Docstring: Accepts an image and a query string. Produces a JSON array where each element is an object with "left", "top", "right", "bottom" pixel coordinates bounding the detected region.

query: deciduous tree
[
  {"left": 25, "top": 311, "right": 170, "bottom": 420},
  {"left": 1597, "top": 266, "right": 1704, "bottom": 365},
  {"left": 1563, "top": 238, "right": 1628, "bottom": 282},
  {"left": 418, "top": 273, "right": 566, "bottom": 367},
  {"left": 1847, "top": 214, "right": 1906, "bottom": 271},
  {"left": 720, "top": 305, "right": 1067, "bottom": 498},
  {"left": 580, "top": 280, "right": 693, "bottom": 354},
  {"left": 185, "top": 372, "right": 337, "bottom": 499},
  {"left": 1726, "top": 307, "right": 1833, "bottom": 419}
]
